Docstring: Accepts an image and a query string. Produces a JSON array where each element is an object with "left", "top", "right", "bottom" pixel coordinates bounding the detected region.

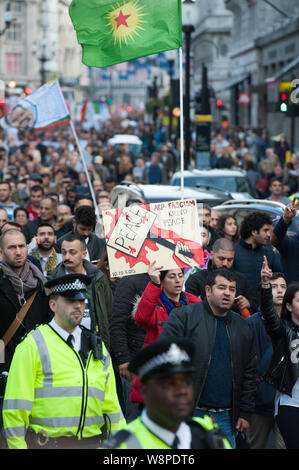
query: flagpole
[
  {"left": 69, "top": 119, "right": 101, "bottom": 223},
  {"left": 179, "top": 47, "right": 185, "bottom": 201}
]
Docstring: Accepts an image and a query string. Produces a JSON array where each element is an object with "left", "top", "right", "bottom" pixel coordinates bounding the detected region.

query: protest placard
[{"left": 103, "top": 199, "right": 204, "bottom": 278}]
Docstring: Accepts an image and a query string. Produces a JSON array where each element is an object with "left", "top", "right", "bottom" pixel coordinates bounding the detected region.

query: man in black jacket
[
  {"left": 186, "top": 238, "right": 257, "bottom": 315},
  {"left": 109, "top": 272, "right": 149, "bottom": 422},
  {"left": 55, "top": 205, "right": 106, "bottom": 262},
  {"left": 160, "top": 269, "right": 257, "bottom": 449},
  {"left": 0, "top": 229, "right": 51, "bottom": 433}
]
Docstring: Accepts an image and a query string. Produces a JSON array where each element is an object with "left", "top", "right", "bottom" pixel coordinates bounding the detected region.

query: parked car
[
  {"left": 213, "top": 199, "right": 299, "bottom": 235},
  {"left": 171, "top": 169, "right": 258, "bottom": 199},
  {"left": 109, "top": 182, "right": 233, "bottom": 208}
]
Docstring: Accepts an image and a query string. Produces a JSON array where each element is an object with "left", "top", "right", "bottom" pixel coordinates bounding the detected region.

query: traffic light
[
  {"left": 279, "top": 91, "right": 289, "bottom": 113},
  {"left": 216, "top": 99, "right": 223, "bottom": 107}
]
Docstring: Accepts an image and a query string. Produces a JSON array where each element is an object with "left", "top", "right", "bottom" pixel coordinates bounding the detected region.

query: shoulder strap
[
  {"left": 100, "top": 430, "right": 132, "bottom": 449},
  {"left": 0, "top": 291, "right": 38, "bottom": 350}
]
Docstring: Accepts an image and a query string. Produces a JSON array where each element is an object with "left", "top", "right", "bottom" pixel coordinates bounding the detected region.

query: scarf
[
  {"left": 159, "top": 290, "right": 189, "bottom": 314},
  {"left": 31, "top": 247, "right": 59, "bottom": 273},
  {"left": 0, "top": 259, "right": 47, "bottom": 295}
]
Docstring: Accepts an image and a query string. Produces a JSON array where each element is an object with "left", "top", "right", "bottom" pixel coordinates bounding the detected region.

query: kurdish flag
[
  {"left": 2, "top": 79, "right": 70, "bottom": 131},
  {"left": 69, "top": 0, "right": 182, "bottom": 68}
]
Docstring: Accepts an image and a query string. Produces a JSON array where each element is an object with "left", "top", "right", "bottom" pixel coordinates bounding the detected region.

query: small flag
[
  {"left": 2, "top": 79, "right": 70, "bottom": 131},
  {"left": 69, "top": 0, "right": 182, "bottom": 68}
]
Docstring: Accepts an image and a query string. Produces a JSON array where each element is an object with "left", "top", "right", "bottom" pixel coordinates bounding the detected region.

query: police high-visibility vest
[
  {"left": 3, "top": 325, "right": 125, "bottom": 449},
  {"left": 111, "top": 416, "right": 231, "bottom": 449}
]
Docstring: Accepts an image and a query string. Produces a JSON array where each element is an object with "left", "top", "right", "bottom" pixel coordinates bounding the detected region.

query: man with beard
[
  {"left": 48, "top": 234, "right": 113, "bottom": 352},
  {"left": 28, "top": 223, "right": 62, "bottom": 276},
  {"left": 55, "top": 206, "right": 105, "bottom": 262},
  {"left": 185, "top": 238, "right": 257, "bottom": 315},
  {"left": 0, "top": 230, "right": 51, "bottom": 433},
  {"left": 160, "top": 269, "right": 257, "bottom": 449}
]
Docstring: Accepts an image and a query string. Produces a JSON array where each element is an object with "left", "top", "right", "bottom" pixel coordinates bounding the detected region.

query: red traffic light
[
  {"left": 281, "top": 92, "right": 288, "bottom": 101},
  {"left": 216, "top": 99, "right": 223, "bottom": 107}
]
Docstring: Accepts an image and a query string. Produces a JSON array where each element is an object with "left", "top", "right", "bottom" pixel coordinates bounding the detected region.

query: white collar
[
  {"left": 49, "top": 318, "right": 81, "bottom": 351},
  {"left": 141, "top": 409, "right": 191, "bottom": 449}
]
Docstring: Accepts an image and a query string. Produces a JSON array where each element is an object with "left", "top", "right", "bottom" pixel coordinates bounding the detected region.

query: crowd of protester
[{"left": 0, "top": 115, "right": 299, "bottom": 449}]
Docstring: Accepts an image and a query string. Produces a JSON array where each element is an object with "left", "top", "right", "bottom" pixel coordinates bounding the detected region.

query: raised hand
[
  {"left": 148, "top": 260, "right": 163, "bottom": 285},
  {"left": 283, "top": 197, "right": 299, "bottom": 224},
  {"left": 261, "top": 256, "right": 272, "bottom": 286},
  {"left": 174, "top": 241, "right": 192, "bottom": 265}
]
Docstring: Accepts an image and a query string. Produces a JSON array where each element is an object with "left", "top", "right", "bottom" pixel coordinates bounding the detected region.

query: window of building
[
  {"left": 6, "top": 22, "right": 22, "bottom": 41},
  {"left": 5, "top": 52, "right": 22, "bottom": 75},
  {"left": 11, "top": 1, "right": 23, "bottom": 13}
]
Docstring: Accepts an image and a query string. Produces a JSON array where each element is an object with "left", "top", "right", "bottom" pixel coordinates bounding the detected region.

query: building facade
[{"left": 224, "top": 0, "right": 299, "bottom": 149}]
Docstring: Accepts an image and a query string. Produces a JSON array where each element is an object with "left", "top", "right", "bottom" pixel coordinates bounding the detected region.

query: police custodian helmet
[
  {"left": 128, "top": 338, "right": 195, "bottom": 382},
  {"left": 45, "top": 274, "right": 91, "bottom": 300}
]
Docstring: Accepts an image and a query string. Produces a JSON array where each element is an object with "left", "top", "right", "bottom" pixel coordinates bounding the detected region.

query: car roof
[
  {"left": 109, "top": 182, "right": 232, "bottom": 206},
  {"left": 172, "top": 169, "right": 247, "bottom": 178}
]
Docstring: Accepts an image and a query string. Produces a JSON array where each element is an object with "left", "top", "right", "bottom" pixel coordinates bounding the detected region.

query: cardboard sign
[{"left": 103, "top": 199, "right": 204, "bottom": 278}]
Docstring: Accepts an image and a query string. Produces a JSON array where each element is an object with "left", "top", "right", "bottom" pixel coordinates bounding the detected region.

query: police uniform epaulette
[
  {"left": 19, "top": 324, "right": 41, "bottom": 343},
  {"left": 100, "top": 430, "right": 132, "bottom": 449}
]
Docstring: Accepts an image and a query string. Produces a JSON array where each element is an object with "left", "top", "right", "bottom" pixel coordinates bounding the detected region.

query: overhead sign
[{"left": 103, "top": 199, "right": 204, "bottom": 278}]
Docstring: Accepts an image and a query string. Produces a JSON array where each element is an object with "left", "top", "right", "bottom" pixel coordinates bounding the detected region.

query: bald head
[
  {"left": 211, "top": 238, "right": 235, "bottom": 270},
  {"left": 0, "top": 230, "right": 28, "bottom": 273},
  {"left": 212, "top": 238, "right": 235, "bottom": 253}
]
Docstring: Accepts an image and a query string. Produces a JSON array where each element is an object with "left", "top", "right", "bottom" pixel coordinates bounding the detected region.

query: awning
[
  {"left": 266, "top": 56, "right": 299, "bottom": 83},
  {"left": 216, "top": 74, "right": 250, "bottom": 92}
]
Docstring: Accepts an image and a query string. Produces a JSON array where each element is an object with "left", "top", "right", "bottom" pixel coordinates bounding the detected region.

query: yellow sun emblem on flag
[{"left": 106, "top": 1, "right": 146, "bottom": 47}]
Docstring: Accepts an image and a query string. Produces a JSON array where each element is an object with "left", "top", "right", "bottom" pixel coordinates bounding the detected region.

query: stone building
[{"left": 224, "top": 0, "right": 299, "bottom": 149}]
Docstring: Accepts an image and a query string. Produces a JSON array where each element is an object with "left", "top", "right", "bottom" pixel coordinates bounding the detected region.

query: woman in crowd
[
  {"left": 217, "top": 214, "right": 240, "bottom": 243},
  {"left": 13, "top": 207, "right": 28, "bottom": 227},
  {"left": 130, "top": 261, "right": 201, "bottom": 406},
  {"left": 260, "top": 256, "right": 299, "bottom": 449}
]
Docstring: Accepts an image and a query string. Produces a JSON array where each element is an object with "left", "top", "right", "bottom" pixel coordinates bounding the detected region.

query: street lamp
[
  {"left": 182, "top": 0, "right": 199, "bottom": 169},
  {"left": 0, "top": 2, "right": 15, "bottom": 37}
]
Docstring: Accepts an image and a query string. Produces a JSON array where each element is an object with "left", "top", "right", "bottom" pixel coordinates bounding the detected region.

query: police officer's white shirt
[
  {"left": 141, "top": 409, "right": 192, "bottom": 449},
  {"left": 49, "top": 318, "right": 81, "bottom": 352}
]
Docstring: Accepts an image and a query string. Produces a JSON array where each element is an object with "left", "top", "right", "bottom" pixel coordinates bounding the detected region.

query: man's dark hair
[
  {"left": 30, "top": 184, "right": 44, "bottom": 194},
  {"left": 62, "top": 233, "right": 86, "bottom": 250},
  {"left": 206, "top": 268, "right": 237, "bottom": 288},
  {"left": 36, "top": 223, "right": 55, "bottom": 234},
  {"left": 281, "top": 282, "right": 299, "bottom": 321},
  {"left": 0, "top": 181, "right": 11, "bottom": 191},
  {"left": 269, "top": 177, "right": 282, "bottom": 187},
  {"left": 74, "top": 205, "right": 96, "bottom": 229},
  {"left": 0, "top": 222, "right": 22, "bottom": 235},
  {"left": 271, "top": 272, "right": 286, "bottom": 282},
  {"left": 240, "top": 212, "right": 273, "bottom": 240},
  {"left": 76, "top": 194, "right": 92, "bottom": 202}
]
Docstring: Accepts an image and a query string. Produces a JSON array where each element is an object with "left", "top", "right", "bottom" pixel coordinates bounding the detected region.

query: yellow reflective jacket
[
  {"left": 102, "top": 415, "right": 232, "bottom": 449},
  {"left": 3, "top": 324, "right": 125, "bottom": 449}
]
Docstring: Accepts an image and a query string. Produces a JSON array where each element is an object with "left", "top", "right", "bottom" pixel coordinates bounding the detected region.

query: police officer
[
  {"left": 102, "top": 338, "right": 231, "bottom": 449},
  {"left": 2, "top": 274, "right": 125, "bottom": 449}
]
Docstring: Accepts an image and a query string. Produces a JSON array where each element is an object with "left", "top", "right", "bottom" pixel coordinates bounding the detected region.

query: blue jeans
[{"left": 194, "top": 409, "right": 236, "bottom": 449}]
